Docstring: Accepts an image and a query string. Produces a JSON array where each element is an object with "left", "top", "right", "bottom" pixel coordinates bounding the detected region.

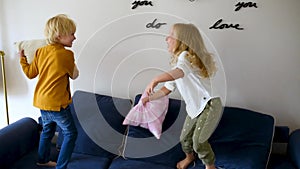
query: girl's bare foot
[
  {"left": 205, "top": 164, "right": 216, "bottom": 169},
  {"left": 176, "top": 153, "right": 195, "bottom": 169}
]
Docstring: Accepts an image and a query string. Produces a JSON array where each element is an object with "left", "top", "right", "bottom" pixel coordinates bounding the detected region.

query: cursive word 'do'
[
  {"left": 235, "top": 1, "right": 258, "bottom": 11},
  {"left": 209, "top": 19, "right": 244, "bottom": 30},
  {"left": 146, "top": 19, "right": 167, "bottom": 29},
  {"left": 132, "top": 0, "right": 153, "bottom": 9}
]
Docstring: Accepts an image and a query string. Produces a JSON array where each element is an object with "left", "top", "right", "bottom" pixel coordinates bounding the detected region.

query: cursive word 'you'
[
  {"left": 132, "top": 0, "right": 153, "bottom": 9},
  {"left": 235, "top": 1, "right": 258, "bottom": 11}
]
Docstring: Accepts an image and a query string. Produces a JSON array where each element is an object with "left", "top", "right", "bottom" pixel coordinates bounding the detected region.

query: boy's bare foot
[
  {"left": 176, "top": 153, "right": 195, "bottom": 169},
  {"left": 36, "top": 161, "right": 57, "bottom": 167}
]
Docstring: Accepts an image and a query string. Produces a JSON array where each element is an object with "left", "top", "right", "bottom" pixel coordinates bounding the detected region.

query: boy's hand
[{"left": 20, "top": 49, "right": 26, "bottom": 58}]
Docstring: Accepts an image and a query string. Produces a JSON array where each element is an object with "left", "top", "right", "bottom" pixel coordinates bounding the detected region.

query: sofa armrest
[
  {"left": 0, "top": 117, "right": 39, "bottom": 168},
  {"left": 288, "top": 129, "right": 300, "bottom": 169}
]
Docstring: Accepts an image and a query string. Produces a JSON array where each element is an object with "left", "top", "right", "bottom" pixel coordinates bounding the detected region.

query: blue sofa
[{"left": 1, "top": 90, "right": 299, "bottom": 169}]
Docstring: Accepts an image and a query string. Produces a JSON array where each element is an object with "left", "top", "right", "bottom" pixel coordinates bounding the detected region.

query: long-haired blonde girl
[{"left": 142, "top": 23, "right": 223, "bottom": 169}]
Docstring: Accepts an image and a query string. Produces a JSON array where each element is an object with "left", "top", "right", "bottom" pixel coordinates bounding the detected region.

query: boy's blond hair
[
  {"left": 171, "top": 23, "right": 217, "bottom": 78},
  {"left": 44, "top": 14, "right": 76, "bottom": 44}
]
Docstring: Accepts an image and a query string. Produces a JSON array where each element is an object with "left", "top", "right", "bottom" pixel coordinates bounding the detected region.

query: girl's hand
[
  {"left": 142, "top": 87, "right": 171, "bottom": 106},
  {"left": 20, "top": 49, "right": 26, "bottom": 58},
  {"left": 145, "top": 79, "right": 158, "bottom": 95},
  {"left": 142, "top": 97, "right": 150, "bottom": 106}
]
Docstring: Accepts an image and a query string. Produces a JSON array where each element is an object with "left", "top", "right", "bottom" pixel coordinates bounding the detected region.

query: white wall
[{"left": 0, "top": 0, "right": 299, "bottom": 131}]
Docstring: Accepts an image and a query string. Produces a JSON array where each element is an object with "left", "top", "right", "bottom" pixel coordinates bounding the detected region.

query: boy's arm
[
  {"left": 70, "top": 65, "right": 79, "bottom": 80},
  {"left": 20, "top": 49, "right": 38, "bottom": 79}
]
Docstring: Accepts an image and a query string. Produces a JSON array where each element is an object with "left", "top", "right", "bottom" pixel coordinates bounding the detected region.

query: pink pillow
[{"left": 123, "top": 92, "right": 169, "bottom": 139}]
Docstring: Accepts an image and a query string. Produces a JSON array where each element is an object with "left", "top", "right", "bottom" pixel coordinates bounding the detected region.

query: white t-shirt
[{"left": 164, "top": 51, "right": 216, "bottom": 119}]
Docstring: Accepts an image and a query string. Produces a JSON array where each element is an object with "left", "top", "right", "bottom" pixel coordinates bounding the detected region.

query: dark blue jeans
[{"left": 39, "top": 105, "right": 77, "bottom": 169}]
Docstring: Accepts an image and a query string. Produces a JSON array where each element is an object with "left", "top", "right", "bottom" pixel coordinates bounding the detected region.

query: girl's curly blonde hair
[{"left": 170, "top": 23, "right": 217, "bottom": 78}]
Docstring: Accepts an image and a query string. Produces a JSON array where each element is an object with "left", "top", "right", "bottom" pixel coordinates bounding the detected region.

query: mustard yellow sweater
[{"left": 20, "top": 44, "right": 76, "bottom": 111}]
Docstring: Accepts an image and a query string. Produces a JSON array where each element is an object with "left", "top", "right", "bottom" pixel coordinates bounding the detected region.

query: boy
[{"left": 20, "top": 14, "right": 79, "bottom": 169}]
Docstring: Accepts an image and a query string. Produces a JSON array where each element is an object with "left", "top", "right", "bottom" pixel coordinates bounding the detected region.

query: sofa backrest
[
  {"left": 210, "top": 107, "right": 274, "bottom": 143},
  {"left": 209, "top": 106, "right": 275, "bottom": 169},
  {"left": 0, "top": 118, "right": 39, "bottom": 169},
  {"left": 288, "top": 129, "right": 300, "bottom": 169},
  {"left": 57, "top": 90, "right": 132, "bottom": 158}
]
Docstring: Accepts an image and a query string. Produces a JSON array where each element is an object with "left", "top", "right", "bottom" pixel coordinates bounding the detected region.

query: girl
[{"left": 142, "top": 23, "right": 222, "bottom": 169}]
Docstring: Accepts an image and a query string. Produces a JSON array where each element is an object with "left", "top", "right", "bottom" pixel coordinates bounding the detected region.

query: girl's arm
[
  {"left": 142, "top": 86, "right": 172, "bottom": 105},
  {"left": 142, "top": 68, "right": 184, "bottom": 105},
  {"left": 145, "top": 68, "right": 184, "bottom": 94}
]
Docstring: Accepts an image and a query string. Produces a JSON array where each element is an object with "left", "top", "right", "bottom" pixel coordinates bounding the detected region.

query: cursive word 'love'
[{"left": 209, "top": 19, "right": 244, "bottom": 30}]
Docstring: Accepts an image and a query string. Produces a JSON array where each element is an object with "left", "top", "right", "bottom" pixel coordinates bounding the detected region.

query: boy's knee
[
  {"left": 69, "top": 129, "right": 78, "bottom": 139},
  {"left": 63, "top": 128, "right": 77, "bottom": 139}
]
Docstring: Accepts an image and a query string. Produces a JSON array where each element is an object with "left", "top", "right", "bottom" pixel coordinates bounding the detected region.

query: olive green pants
[{"left": 180, "top": 97, "right": 222, "bottom": 165}]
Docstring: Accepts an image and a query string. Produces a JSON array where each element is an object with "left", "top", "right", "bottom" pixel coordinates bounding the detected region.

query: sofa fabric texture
[
  {"left": 0, "top": 118, "right": 39, "bottom": 168},
  {"left": 1, "top": 90, "right": 299, "bottom": 169}
]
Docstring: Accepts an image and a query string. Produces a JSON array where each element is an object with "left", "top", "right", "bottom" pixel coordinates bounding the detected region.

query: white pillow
[{"left": 14, "top": 39, "right": 47, "bottom": 63}]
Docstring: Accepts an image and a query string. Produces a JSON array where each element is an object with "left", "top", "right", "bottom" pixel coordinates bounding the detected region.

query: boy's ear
[{"left": 55, "top": 35, "right": 62, "bottom": 43}]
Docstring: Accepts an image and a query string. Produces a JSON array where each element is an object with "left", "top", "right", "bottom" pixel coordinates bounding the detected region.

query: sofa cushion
[
  {"left": 109, "top": 157, "right": 175, "bottom": 169},
  {"left": 0, "top": 118, "right": 39, "bottom": 169},
  {"left": 206, "top": 107, "right": 275, "bottom": 169},
  {"left": 288, "top": 129, "right": 300, "bottom": 169},
  {"left": 57, "top": 90, "right": 132, "bottom": 158},
  {"left": 267, "top": 154, "right": 296, "bottom": 169},
  {"left": 10, "top": 145, "right": 59, "bottom": 169},
  {"left": 68, "top": 153, "right": 112, "bottom": 169},
  {"left": 123, "top": 95, "right": 186, "bottom": 168}
]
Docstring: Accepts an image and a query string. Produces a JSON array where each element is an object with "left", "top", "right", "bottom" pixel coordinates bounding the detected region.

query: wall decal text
[
  {"left": 209, "top": 19, "right": 244, "bottom": 30},
  {"left": 132, "top": 0, "right": 153, "bottom": 9},
  {"left": 210, "top": 1, "right": 258, "bottom": 31},
  {"left": 146, "top": 19, "right": 167, "bottom": 29},
  {"left": 129, "top": 1, "right": 258, "bottom": 31},
  {"left": 235, "top": 1, "right": 258, "bottom": 11}
]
